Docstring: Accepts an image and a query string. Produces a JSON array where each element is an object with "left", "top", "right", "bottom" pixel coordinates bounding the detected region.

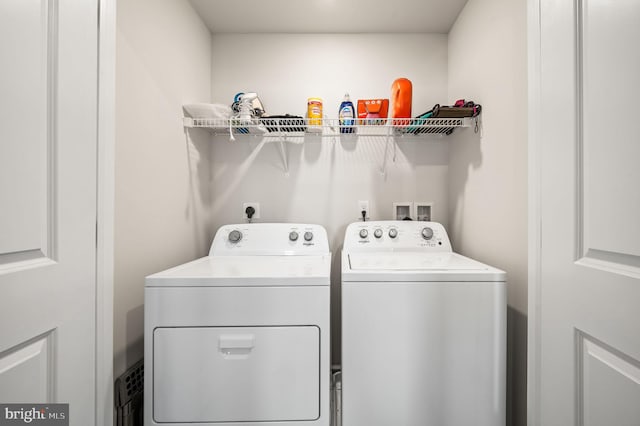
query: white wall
[
  {"left": 114, "top": 0, "right": 213, "bottom": 378},
  {"left": 114, "top": 5, "right": 529, "bottom": 417},
  {"left": 447, "top": 0, "right": 528, "bottom": 424},
  {"left": 209, "top": 33, "right": 449, "bottom": 362}
]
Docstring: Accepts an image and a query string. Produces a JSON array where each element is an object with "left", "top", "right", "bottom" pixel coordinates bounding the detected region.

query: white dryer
[
  {"left": 145, "top": 223, "right": 331, "bottom": 426},
  {"left": 341, "top": 221, "right": 506, "bottom": 426}
]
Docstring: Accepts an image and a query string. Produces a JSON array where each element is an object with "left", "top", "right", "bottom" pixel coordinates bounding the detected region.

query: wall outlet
[
  {"left": 393, "top": 202, "right": 414, "bottom": 221},
  {"left": 414, "top": 202, "right": 433, "bottom": 221},
  {"left": 243, "top": 202, "right": 260, "bottom": 220},
  {"left": 358, "top": 200, "right": 370, "bottom": 220}
]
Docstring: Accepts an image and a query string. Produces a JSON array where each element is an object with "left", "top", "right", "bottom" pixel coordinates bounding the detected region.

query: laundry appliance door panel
[{"left": 153, "top": 326, "right": 320, "bottom": 423}]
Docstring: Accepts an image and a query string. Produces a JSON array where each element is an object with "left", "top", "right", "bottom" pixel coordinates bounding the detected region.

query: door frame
[
  {"left": 527, "top": 0, "right": 542, "bottom": 425},
  {"left": 96, "top": 0, "right": 115, "bottom": 425}
]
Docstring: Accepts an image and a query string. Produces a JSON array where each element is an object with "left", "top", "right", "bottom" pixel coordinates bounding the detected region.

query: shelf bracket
[
  {"left": 392, "top": 133, "right": 397, "bottom": 163},
  {"left": 278, "top": 137, "right": 289, "bottom": 175},
  {"left": 380, "top": 135, "right": 390, "bottom": 176}
]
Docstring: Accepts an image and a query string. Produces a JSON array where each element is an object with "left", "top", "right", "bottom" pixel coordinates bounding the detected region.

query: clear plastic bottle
[{"left": 339, "top": 93, "right": 355, "bottom": 134}]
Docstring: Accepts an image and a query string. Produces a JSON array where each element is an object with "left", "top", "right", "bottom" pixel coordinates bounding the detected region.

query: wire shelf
[{"left": 183, "top": 116, "right": 477, "bottom": 137}]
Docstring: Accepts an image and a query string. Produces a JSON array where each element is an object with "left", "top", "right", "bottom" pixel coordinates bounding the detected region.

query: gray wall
[
  {"left": 114, "top": 0, "right": 213, "bottom": 378},
  {"left": 448, "top": 0, "right": 528, "bottom": 424},
  {"left": 113, "top": 3, "right": 529, "bottom": 423},
  {"left": 209, "top": 33, "right": 451, "bottom": 363}
]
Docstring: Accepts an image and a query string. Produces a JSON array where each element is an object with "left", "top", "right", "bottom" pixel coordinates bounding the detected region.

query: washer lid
[
  {"left": 146, "top": 254, "right": 331, "bottom": 287},
  {"left": 345, "top": 252, "right": 505, "bottom": 282}
]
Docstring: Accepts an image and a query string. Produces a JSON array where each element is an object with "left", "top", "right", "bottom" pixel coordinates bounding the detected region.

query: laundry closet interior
[{"left": 114, "top": 0, "right": 527, "bottom": 424}]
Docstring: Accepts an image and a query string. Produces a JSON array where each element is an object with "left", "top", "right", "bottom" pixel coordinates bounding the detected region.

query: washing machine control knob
[
  {"left": 289, "top": 231, "right": 299, "bottom": 241},
  {"left": 304, "top": 231, "right": 313, "bottom": 242},
  {"left": 388, "top": 228, "right": 398, "bottom": 239},
  {"left": 228, "top": 230, "right": 242, "bottom": 243},
  {"left": 421, "top": 227, "right": 434, "bottom": 240},
  {"left": 359, "top": 229, "right": 368, "bottom": 239},
  {"left": 374, "top": 229, "right": 383, "bottom": 239}
]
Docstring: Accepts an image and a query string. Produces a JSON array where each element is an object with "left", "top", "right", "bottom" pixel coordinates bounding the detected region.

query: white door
[
  {"left": 0, "top": 0, "right": 99, "bottom": 424},
  {"left": 531, "top": 0, "right": 640, "bottom": 425}
]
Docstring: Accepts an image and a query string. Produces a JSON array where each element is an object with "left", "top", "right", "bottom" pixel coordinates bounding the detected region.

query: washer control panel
[
  {"left": 344, "top": 221, "right": 452, "bottom": 252},
  {"left": 210, "top": 223, "right": 329, "bottom": 256}
]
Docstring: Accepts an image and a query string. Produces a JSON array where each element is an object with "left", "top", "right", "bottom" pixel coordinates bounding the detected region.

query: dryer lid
[{"left": 146, "top": 254, "right": 331, "bottom": 287}]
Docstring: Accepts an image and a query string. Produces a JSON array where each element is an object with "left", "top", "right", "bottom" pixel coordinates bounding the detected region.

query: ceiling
[{"left": 189, "top": 0, "right": 469, "bottom": 34}]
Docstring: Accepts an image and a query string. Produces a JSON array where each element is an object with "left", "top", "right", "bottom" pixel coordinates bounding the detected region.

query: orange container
[
  {"left": 357, "top": 99, "right": 389, "bottom": 125},
  {"left": 390, "top": 78, "right": 412, "bottom": 125},
  {"left": 307, "top": 97, "right": 323, "bottom": 128}
]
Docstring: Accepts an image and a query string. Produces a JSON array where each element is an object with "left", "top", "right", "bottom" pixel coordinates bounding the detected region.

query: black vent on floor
[{"left": 115, "top": 358, "right": 144, "bottom": 426}]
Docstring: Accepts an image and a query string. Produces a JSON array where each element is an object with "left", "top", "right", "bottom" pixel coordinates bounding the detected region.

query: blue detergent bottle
[{"left": 339, "top": 93, "right": 355, "bottom": 134}]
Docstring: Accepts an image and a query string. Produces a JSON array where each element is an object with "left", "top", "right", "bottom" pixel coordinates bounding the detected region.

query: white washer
[
  {"left": 341, "top": 221, "right": 506, "bottom": 426},
  {"left": 145, "top": 223, "right": 331, "bottom": 426}
]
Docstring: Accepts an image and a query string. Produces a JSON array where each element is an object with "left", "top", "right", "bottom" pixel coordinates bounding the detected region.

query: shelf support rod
[
  {"left": 381, "top": 135, "right": 390, "bottom": 176},
  {"left": 278, "top": 137, "right": 289, "bottom": 175},
  {"left": 391, "top": 128, "right": 397, "bottom": 163}
]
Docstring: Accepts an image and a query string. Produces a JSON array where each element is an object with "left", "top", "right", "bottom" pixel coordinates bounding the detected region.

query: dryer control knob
[
  {"left": 304, "top": 231, "right": 313, "bottom": 242},
  {"left": 289, "top": 231, "right": 299, "bottom": 241},
  {"left": 228, "top": 230, "right": 242, "bottom": 243},
  {"left": 374, "top": 229, "right": 383, "bottom": 239},
  {"left": 359, "top": 229, "right": 368, "bottom": 239},
  {"left": 388, "top": 228, "right": 398, "bottom": 239},
  {"left": 421, "top": 227, "right": 434, "bottom": 240}
]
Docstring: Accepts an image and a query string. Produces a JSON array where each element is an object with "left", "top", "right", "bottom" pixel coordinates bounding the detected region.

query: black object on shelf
[{"left": 261, "top": 114, "right": 306, "bottom": 132}]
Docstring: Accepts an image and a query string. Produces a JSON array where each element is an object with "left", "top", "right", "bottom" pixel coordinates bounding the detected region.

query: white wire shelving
[
  {"left": 183, "top": 116, "right": 480, "bottom": 174},
  {"left": 182, "top": 116, "right": 478, "bottom": 137}
]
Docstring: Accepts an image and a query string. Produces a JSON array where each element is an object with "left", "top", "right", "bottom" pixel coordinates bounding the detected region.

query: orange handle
[{"left": 391, "top": 78, "right": 412, "bottom": 119}]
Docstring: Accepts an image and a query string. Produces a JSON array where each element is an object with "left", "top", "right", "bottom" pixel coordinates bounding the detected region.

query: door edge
[
  {"left": 96, "top": 0, "right": 116, "bottom": 425},
  {"left": 527, "top": 0, "right": 542, "bottom": 424}
]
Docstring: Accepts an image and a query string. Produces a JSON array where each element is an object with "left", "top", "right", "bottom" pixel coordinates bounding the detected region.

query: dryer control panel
[
  {"left": 210, "top": 223, "right": 330, "bottom": 256},
  {"left": 344, "top": 221, "right": 452, "bottom": 252}
]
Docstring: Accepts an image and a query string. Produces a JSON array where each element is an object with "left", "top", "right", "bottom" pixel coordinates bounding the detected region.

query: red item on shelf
[
  {"left": 390, "top": 78, "right": 412, "bottom": 124},
  {"left": 357, "top": 99, "right": 389, "bottom": 125}
]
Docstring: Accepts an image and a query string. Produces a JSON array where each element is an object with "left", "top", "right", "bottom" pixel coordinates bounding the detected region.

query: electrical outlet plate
[
  {"left": 358, "top": 200, "right": 370, "bottom": 220},
  {"left": 414, "top": 202, "right": 433, "bottom": 221},
  {"left": 393, "top": 202, "right": 413, "bottom": 221},
  {"left": 243, "top": 202, "right": 260, "bottom": 220}
]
